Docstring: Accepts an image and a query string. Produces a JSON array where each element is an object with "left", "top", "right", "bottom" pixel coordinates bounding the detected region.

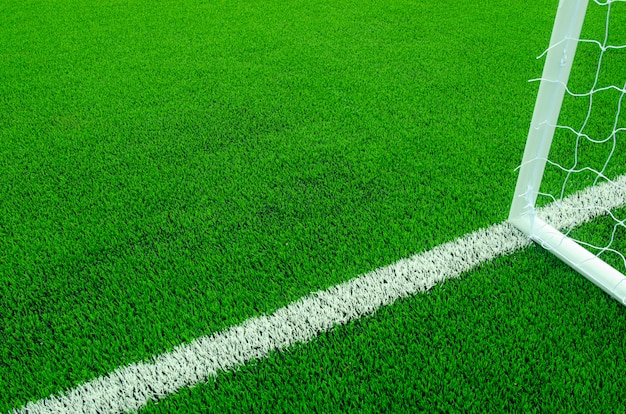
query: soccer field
[{"left": 2, "top": 0, "right": 626, "bottom": 412}]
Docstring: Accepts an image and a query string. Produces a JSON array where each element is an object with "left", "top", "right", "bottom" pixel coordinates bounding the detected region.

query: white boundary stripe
[{"left": 15, "top": 176, "right": 626, "bottom": 414}]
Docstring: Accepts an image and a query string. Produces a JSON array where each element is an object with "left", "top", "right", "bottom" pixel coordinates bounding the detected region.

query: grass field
[{"left": 1, "top": 0, "right": 626, "bottom": 412}]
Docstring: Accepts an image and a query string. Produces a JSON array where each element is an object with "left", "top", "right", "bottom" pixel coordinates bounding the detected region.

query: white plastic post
[
  {"left": 509, "top": 0, "right": 589, "bottom": 229},
  {"left": 532, "top": 218, "right": 626, "bottom": 305},
  {"left": 509, "top": 0, "right": 626, "bottom": 306}
]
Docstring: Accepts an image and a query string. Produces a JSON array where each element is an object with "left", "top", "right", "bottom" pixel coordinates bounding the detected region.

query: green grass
[{"left": 1, "top": 0, "right": 625, "bottom": 412}]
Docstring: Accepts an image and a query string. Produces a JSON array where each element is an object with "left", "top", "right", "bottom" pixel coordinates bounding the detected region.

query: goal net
[{"left": 509, "top": 0, "right": 626, "bottom": 305}]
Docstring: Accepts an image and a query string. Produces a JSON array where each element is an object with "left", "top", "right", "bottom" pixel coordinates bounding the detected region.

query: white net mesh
[{"left": 533, "top": 0, "right": 626, "bottom": 272}]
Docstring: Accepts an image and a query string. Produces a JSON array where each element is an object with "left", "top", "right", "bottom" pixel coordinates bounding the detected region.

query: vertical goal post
[{"left": 509, "top": 0, "right": 626, "bottom": 305}]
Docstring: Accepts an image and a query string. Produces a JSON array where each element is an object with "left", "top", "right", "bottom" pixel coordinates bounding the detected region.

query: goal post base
[{"left": 509, "top": 216, "right": 626, "bottom": 306}]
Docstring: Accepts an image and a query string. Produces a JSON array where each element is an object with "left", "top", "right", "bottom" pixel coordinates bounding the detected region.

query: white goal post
[{"left": 509, "top": 0, "right": 626, "bottom": 305}]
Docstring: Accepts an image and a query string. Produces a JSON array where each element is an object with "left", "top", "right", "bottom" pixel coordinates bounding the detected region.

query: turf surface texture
[{"left": 1, "top": 0, "right": 626, "bottom": 412}]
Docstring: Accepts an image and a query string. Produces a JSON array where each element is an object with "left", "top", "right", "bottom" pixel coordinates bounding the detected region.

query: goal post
[{"left": 509, "top": 0, "right": 626, "bottom": 305}]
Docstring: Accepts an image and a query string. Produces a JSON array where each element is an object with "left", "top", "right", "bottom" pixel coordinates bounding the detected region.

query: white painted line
[{"left": 14, "top": 176, "right": 626, "bottom": 414}]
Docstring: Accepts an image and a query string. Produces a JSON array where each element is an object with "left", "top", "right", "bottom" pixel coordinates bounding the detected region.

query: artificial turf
[{"left": 1, "top": 0, "right": 625, "bottom": 412}]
